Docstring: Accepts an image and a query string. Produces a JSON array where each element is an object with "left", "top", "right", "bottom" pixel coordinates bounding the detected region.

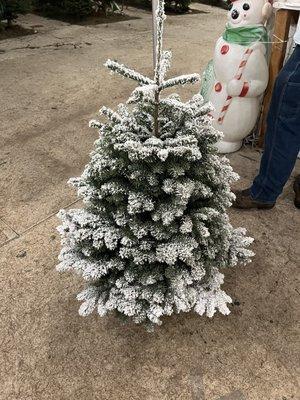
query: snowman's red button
[
  {"left": 221, "top": 45, "right": 229, "bottom": 55},
  {"left": 215, "top": 82, "right": 222, "bottom": 92}
]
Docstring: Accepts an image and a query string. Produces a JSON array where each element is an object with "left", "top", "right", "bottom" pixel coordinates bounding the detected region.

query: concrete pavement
[{"left": 0, "top": 5, "right": 299, "bottom": 400}]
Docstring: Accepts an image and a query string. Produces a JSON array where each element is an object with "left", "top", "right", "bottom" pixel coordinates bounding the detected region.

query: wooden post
[{"left": 258, "top": 9, "right": 292, "bottom": 146}]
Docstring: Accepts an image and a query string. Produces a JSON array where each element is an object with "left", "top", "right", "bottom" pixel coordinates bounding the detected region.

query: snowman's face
[{"left": 227, "top": 0, "right": 266, "bottom": 27}]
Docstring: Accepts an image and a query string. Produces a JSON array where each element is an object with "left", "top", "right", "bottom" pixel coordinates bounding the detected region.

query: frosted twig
[
  {"left": 161, "top": 74, "right": 200, "bottom": 90},
  {"left": 105, "top": 59, "right": 154, "bottom": 86},
  {"left": 160, "top": 50, "right": 172, "bottom": 80},
  {"left": 99, "top": 106, "right": 122, "bottom": 123}
]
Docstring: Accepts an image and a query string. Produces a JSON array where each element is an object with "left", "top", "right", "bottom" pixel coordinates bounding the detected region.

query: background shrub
[
  {"left": 0, "top": 0, "right": 32, "bottom": 27},
  {"left": 165, "top": 0, "right": 191, "bottom": 13},
  {"left": 35, "top": 0, "right": 122, "bottom": 18},
  {"left": 62, "top": 0, "right": 93, "bottom": 17}
]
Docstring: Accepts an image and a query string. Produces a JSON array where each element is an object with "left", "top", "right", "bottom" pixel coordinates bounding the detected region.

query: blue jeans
[{"left": 251, "top": 45, "right": 300, "bottom": 204}]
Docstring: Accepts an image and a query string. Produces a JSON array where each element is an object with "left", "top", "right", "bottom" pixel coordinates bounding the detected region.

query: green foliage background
[
  {"left": 0, "top": 0, "right": 31, "bottom": 25},
  {"left": 35, "top": 0, "right": 93, "bottom": 17},
  {"left": 0, "top": 0, "right": 201, "bottom": 26}
]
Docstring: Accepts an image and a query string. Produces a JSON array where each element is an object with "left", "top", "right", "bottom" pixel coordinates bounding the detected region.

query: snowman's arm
[
  {"left": 227, "top": 78, "right": 268, "bottom": 98},
  {"left": 241, "top": 48, "right": 269, "bottom": 97},
  {"left": 239, "top": 78, "right": 268, "bottom": 97},
  {"left": 227, "top": 48, "right": 269, "bottom": 98}
]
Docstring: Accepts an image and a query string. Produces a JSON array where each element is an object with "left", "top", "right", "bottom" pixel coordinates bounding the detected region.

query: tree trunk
[{"left": 154, "top": 90, "right": 160, "bottom": 137}]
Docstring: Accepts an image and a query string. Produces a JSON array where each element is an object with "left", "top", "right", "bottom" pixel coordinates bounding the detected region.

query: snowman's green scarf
[{"left": 223, "top": 24, "right": 268, "bottom": 49}]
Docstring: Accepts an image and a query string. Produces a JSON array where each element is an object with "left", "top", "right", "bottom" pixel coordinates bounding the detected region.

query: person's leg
[
  {"left": 250, "top": 45, "right": 300, "bottom": 203},
  {"left": 233, "top": 46, "right": 300, "bottom": 209},
  {"left": 294, "top": 174, "right": 300, "bottom": 208}
]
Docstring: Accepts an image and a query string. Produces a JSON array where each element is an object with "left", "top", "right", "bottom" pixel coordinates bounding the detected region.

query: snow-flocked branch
[
  {"left": 99, "top": 106, "right": 122, "bottom": 123},
  {"left": 160, "top": 50, "right": 172, "bottom": 80},
  {"left": 105, "top": 59, "right": 154, "bottom": 86},
  {"left": 89, "top": 119, "right": 104, "bottom": 129},
  {"left": 127, "top": 85, "right": 158, "bottom": 104},
  {"left": 161, "top": 74, "right": 200, "bottom": 90}
]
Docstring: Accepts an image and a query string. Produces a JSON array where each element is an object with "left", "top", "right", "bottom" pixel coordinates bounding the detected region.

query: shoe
[
  {"left": 232, "top": 188, "right": 275, "bottom": 210},
  {"left": 293, "top": 175, "right": 300, "bottom": 209}
]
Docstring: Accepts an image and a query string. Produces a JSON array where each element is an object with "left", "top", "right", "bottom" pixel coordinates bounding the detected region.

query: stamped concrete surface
[{"left": 0, "top": 4, "right": 299, "bottom": 400}]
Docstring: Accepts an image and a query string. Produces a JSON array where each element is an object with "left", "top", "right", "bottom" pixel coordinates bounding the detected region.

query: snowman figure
[{"left": 201, "top": 0, "right": 273, "bottom": 153}]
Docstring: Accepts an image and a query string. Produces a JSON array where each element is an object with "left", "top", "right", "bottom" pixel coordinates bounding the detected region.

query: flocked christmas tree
[{"left": 57, "top": 0, "right": 254, "bottom": 328}]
